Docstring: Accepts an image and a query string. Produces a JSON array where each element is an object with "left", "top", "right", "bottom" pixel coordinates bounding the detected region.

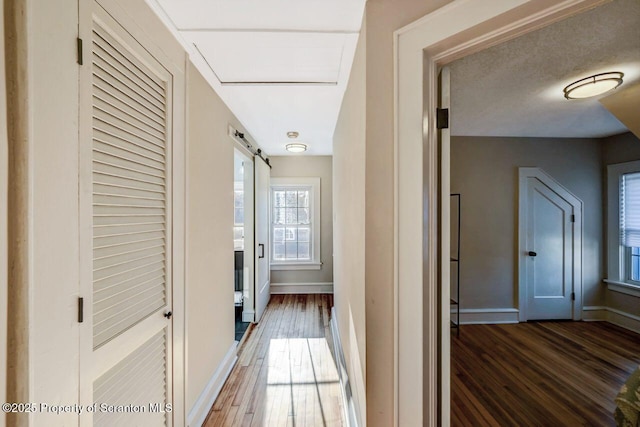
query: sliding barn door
[
  {"left": 254, "top": 158, "right": 271, "bottom": 323},
  {"left": 79, "top": 3, "right": 174, "bottom": 425}
]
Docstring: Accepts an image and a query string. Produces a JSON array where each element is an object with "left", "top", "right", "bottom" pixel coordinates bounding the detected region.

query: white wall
[
  {"left": 450, "top": 136, "right": 605, "bottom": 311},
  {"left": 186, "top": 61, "right": 251, "bottom": 413},
  {"left": 269, "top": 156, "right": 333, "bottom": 289}
]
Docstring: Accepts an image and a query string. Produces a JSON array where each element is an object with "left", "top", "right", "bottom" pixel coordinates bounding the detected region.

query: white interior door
[
  {"left": 525, "top": 177, "right": 574, "bottom": 320},
  {"left": 254, "top": 158, "right": 271, "bottom": 322},
  {"left": 79, "top": 3, "right": 174, "bottom": 425}
]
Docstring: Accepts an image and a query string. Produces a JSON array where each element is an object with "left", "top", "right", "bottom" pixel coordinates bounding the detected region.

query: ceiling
[
  {"left": 148, "top": 0, "right": 366, "bottom": 155},
  {"left": 450, "top": 0, "right": 640, "bottom": 139}
]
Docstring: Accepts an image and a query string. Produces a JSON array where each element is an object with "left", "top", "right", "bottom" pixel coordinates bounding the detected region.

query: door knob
[
  {"left": 528, "top": 251, "right": 537, "bottom": 257},
  {"left": 164, "top": 311, "right": 172, "bottom": 319}
]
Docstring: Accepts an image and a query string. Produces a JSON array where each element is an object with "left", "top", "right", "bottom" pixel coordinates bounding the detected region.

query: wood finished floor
[
  {"left": 452, "top": 321, "right": 640, "bottom": 426},
  {"left": 204, "top": 294, "right": 344, "bottom": 427}
]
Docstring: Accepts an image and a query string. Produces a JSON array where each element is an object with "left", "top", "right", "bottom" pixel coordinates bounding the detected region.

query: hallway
[{"left": 204, "top": 294, "right": 344, "bottom": 426}]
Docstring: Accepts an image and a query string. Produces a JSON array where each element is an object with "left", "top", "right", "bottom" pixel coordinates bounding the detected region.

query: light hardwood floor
[
  {"left": 204, "top": 294, "right": 344, "bottom": 427},
  {"left": 451, "top": 321, "right": 640, "bottom": 426}
]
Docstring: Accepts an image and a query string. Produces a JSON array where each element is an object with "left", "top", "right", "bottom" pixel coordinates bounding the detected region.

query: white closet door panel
[
  {"left": 93, "top": 120, "right": 165, "bottom": 153},
  {"left": 93, "top": 220, "right": 165, "bottom": 237},
  {"left": 95, "top": 215, "right": 164, "bottom": 227},
  {"left": 93, "top": 89, "right": 166, "bottom": 135},
  {"left": 91, "top": 27, "right": 164, "bottom": 90},
  {"left": 94, "top": 229, "right": 165, "bottom": 247},
  {"left": 80, "top": 4, "right": 174, "bottom": 425},
  {"left": 93, "top": 138, "right": 165, "bottom": 167},
  {"left": 91, "top": 50, "right": 166, "bottom": 106},
  {"left": 93, "top": 174, "right": 165, "bottom": 194},
  {"left": 93, "top": 101, "right": 165, "bottom": 141},
  {"left": 93, "top": 151, "right": 164, "bottom": 179},
  {"left": 94, "top": 276, "right": 165, "bottom": 313},
  {"left": 93, "top": 331, "right": 167, "bottom": 427},
  {"left": 91, "top": 32, "right": 165, "bottom": 112},
  {"left": 91, "top": 14, "right": 169, "bottom": 350}
]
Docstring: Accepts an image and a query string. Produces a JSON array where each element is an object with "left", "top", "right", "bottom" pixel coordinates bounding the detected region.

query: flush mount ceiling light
[
  {"left": 286, "top": 143, "right": 307, "bottom": 153},
  {"left": 563, "top": 72, "right": 624, "bottom": 99},
  {"left": 287, "top": 131, "right": 299, "bottom": 138}
]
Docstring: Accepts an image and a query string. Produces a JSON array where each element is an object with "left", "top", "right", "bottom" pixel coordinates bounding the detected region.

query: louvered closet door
[{"left": 80, "top": 4, "right": 173, "bottom": 426}]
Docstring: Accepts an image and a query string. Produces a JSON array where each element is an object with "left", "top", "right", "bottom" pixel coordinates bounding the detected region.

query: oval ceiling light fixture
[
  {"left": 287, "top": 131, "right": 299, "bottom": 138},
  {"left": 563, "top": 72, "right": 624, "bottom": 99},
  {"left": 286, "top": 143, "right": 307, "bottom": 153}
]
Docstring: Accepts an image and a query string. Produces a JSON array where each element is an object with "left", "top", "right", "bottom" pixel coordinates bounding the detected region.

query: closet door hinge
[
  {"left": 77, "top": 38, "right": 84, "bottom": 65},
  {"left": 78, "top": 297, "right": 84, "bottom": 323},
  {"left": 571, "top": 214, "right": 576, "bottom": 223},
  {"left": 436, "top": 108, "right": 449, "bottom": 130},
  {"left": 571, "top": 292, "right": 575, "bottom": 301}
]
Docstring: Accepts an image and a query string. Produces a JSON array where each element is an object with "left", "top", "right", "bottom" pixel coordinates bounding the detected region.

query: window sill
[
  {"left": 604, "top": 279, "right": 640, "bottom": 298},
  {"left": 270, "top": 262, "right": 322, "bottom": 271}
]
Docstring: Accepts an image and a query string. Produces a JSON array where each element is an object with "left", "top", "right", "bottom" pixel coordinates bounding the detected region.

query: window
[
  {"left": 606, "top": 161, "right": 640, "bottom": 296},
  {"left": 621, "top": 172, "right": 640, "bottom": 284},
  {"left": 270, "top": 177, "right": 321, "bottom": 270}
]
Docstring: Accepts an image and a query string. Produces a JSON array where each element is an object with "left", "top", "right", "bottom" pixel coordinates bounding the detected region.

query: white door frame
[
  {"left": 394, "top": 0, "right": 606, "bottom": 425},
  {"left": 518, "top": 167, "right": 583, "bottom": 321}
]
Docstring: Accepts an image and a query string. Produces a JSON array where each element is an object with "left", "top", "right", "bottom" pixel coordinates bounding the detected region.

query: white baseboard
[
  {"left": 330, "top": 308, "right": 360, "bottom": 427},
  {"left": 583, "top": 305, "right": 640, "bottom": 334},
  {"left": 188, "top": 342, "right": 238, "bottom": 427},
  {"left": 581, "top": 306, "right": 608, "bottom": 321},
  {"left": 270, "top": 282, "right": 333, "bottom": 294},
  {"left": 452, "top": 308, "right": 519, "bottom": 325},
  {"left": 607, "top": 307, "right": 640, "bottom": 333}
]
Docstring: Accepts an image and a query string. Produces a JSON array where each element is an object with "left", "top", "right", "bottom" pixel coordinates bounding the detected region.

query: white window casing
[
  {"left": 270, "top": 177, "right": 321, "bottom": 270},
  {"left": 605, "top": 160, "right": 640, "bottom": 297}
]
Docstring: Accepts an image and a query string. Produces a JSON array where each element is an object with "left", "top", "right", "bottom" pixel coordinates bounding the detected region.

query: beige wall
[
  {"left": 269, "top": 156, "right": 333, "bottom": 285},
  {"left": 364, "top": 0, "right": 452, "bottom": 424},
  {"left": 451, "top": 136, "right": 605, "bottom": 310},
  {"left": 603, "top": 131, "right": 640, "bottom": 317},
  {"left": 333, "top": 0, "right": 456, "bottom": 423},
  {"left": 186, "top": 62, "right": 251, "bottom": 410},
  {"left": 333, "top": 18, "right": 367, "bottom": 424}
]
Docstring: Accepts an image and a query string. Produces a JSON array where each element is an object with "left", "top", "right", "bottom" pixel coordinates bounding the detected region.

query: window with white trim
[
  {"left": 621, "top": 172, "right": 640, "bottom": 284},
  {"left": 270, "top": 177, "right": 321, "bottom": 270},
  {"left": 606, "top": 161, "right": 640, "bottom": 297}
]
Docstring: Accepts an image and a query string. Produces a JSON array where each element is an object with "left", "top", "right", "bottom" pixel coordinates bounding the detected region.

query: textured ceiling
[{"left": 450, "top": 0, "right": 640, "bottom": 139}]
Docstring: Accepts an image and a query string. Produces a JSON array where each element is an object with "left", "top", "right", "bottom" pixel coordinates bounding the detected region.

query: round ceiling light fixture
[
  {"left": 563, "top": 71, "right": 624, "bottom": 99},
  {"left": 287, "top": 131, "right": 299, "bottom": 138},
  {"left": 286, "top": 143, "right": 307, "bottom": 153}
]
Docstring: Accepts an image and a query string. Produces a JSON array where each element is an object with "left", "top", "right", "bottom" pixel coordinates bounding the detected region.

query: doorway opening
[
  {"left": 234, "top": 149, "right": 254, "bottom": 342},
  {"left": 437, "top": 0, "right": 635, "bottom": 424}
]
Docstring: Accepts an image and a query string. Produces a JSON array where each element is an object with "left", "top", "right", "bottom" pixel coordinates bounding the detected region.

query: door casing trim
[{"left": 394, "top": 0, "right": 606, "bottom": 425}]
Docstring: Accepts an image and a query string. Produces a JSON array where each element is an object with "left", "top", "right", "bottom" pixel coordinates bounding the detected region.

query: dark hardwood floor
[
  {"left": 451, "top": 321, "right": 640, "bottom": 426},
  {"left": 204, "top": 294, "right": 343, "bottom": 427}
]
